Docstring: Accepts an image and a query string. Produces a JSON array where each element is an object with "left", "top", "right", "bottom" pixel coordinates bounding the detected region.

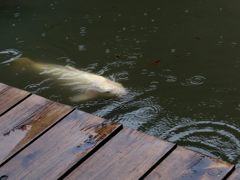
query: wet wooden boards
[
  {"left": 0, "top": 82, "right": 240, "bottom": 180},
  {"left": 0, "top": 110, "right": 122, "bottom": 179},
  {"left": 0, "top": 83, "right": 30, "bottom": 116},
  {"left": 144, "top": 147, "right": 234, "bottom": 180},
  {"left": 66, "top": 128, "right": 175, "bottom": 180},
  {"left": 228, "top": 168, "right": 240, "bottom": 180},
  {"left": 0, "top": 94, "right": 73, "bottom": 165}
]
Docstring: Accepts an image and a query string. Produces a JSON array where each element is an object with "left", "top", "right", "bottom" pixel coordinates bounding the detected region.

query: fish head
[{"left": 100, "top": 80, "right": 127, "bottom": 98}]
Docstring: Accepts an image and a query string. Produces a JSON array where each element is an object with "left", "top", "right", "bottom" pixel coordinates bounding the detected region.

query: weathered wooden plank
[
  {"left": 228, "top": 168, "right": 240, "bottom": 180},
  {"left": 0, "top": 94, "right": 73, "bottom": 165},
  {"left": 0, "top": 110, "right": 122, "bottom": 179},
  {"left": 145, "top": 146, "right": 234, "bottom": 180},
  {"left": 0, "top": 83, "right": 30, "bottom": 116},
  {"left": 0, "top": 83, "right": 7, "bottom": 91},
  {"left": 66, "top": 128, "right": 175, "bottom": 180}
]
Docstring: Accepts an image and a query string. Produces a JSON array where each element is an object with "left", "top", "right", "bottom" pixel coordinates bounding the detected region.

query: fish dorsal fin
[{"left": 65, "top": 65, "right": 80, "bottom": 72}]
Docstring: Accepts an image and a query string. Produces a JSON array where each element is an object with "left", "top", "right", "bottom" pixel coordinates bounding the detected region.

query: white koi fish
[{"left": 15, "top": 57, "right": 127, "bottom": 102}]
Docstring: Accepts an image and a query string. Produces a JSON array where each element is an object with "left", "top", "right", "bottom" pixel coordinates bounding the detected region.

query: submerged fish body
[{"left": 15, "top": 57, "right": 127, "bottom": 102}]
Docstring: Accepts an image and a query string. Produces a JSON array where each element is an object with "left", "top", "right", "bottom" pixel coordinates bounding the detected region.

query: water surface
[{"left": 1, "top": 0, "right": 240, "bottom": 166}]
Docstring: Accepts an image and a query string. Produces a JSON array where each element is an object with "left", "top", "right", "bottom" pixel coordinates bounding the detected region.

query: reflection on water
[
  {"left": 0, "top": 49, "right": 22, "bottom": 64},
  {"left": 1, "top": 0, "right": 240, "bottom": 167}
]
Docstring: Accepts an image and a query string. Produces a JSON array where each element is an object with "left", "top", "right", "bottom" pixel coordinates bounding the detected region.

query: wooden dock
[{"left": 0, "top": 82, "right": 239, "bottom": 180}]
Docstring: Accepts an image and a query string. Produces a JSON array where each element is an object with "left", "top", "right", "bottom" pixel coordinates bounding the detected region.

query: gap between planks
[
  {"left": 0, "top": 83, "right": 31, "bottom": 116},
  {"left": 0, "top": 93, "right": 74, "bottom": 167}
]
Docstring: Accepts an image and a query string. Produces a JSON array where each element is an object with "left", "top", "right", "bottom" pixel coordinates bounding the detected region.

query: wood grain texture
[
  {"left": 66, "top": 128, "right": 175, "bottom": 180},
  {"left": 228, "top": 168, "right": 240, "bottom": 180},
  {"left": 0, "top": 109, "right": 121, "bottom": 179},
  {"left": 0, "top": 94, "right": 73, "bottom": 165},
  {"left": 0, "top": 83, "right": 7, "bottom": 91},
  {"left": 145, "top": 146, "right": 234, "bottom": 180},
  {"left": 0, "top": 83, "right": 30, "bottom": 116}
]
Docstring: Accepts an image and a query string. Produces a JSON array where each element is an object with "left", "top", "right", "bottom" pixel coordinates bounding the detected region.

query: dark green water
[{"left": 1, "top": 0, "right": 240, "bottom": 166}]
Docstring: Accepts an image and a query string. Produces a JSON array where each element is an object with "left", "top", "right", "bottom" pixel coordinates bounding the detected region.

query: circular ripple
[
  {"left": 161, "top": 121, "right": 240, "bottom": 164},
  {"left": 109, "top": 71, "right": 129, "bottom": 81},
  {"left": 115, "top": 96, "right": 161, "bottom": 128},
  {"left": 133, "top": 105, "right": 161, "bottom": 119},
  {"left": 90, "top": 89, "right": 161, "bottom": 129},
  {"left": 92, "top": 89, "right": 143, "bottom": 118},
  {"left": 181, "top": 75, "right": 206, "bottom": 86},
  {"left": 97, "top": 60, "right": 136, "bottom": 75},
  {"left": 165, "top": 75, "right": 177, "bottom": 83}
]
